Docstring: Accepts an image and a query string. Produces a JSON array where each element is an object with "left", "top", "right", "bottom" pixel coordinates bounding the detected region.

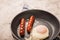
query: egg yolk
[{"left": 36, "top": 25, "right": 47, "bottom": 34}]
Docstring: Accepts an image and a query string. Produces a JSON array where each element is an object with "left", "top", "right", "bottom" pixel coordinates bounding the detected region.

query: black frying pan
[{"left": 11, "top": 10, "right": 60, "bottom": 40}]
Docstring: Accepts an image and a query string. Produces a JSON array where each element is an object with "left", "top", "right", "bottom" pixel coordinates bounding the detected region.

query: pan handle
[{"left": 22, "top": 3, "right": 29, "bottom": 11}]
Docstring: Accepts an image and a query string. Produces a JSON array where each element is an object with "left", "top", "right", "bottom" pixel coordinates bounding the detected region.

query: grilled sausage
[
  {"left": 20, "top": 18, "right": 25, "bottom": 37},
  {"left": 27, "top": 16, "right": 35, "bottom": 33}
]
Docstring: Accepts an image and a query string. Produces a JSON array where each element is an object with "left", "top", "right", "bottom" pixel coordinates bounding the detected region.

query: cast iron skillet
[{"left": 11, "top": 10, "right": 60, "bottom": 40}]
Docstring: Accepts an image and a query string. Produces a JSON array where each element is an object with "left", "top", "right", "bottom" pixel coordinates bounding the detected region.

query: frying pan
[{"left": 11, "top": 10, "right": 60, "bottom": 40}]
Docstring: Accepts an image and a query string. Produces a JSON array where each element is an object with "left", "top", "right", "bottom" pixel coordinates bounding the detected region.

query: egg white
[{"left": 31, "top": 25, "right": 49, "bottom": 39}]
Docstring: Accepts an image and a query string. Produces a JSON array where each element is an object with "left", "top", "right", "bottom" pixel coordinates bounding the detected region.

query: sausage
[
  {"left": 20, "top": 18, "right": 25, "bottom": 36},
  {"left": 27, "top": 16, "right": 35, "bottom": 33}
]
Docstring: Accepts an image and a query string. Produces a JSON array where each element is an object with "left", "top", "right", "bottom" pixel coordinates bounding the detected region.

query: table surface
[{"left": 0, "top": 0, "right": 60, "bottom": 40}]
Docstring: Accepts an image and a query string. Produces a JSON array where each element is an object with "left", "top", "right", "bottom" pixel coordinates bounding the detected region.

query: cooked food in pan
[
  {"left": 19, "top": 15, "right": 49, "bottom": 40},
  {"left": 27, "top": 16, "right": 35, "bottom": 34},
  {"left": 30, "top": 25, "right": 49, "bottom": 40},
  {"left": 19, "top": 18, "right": 25, "bottom": 37}
]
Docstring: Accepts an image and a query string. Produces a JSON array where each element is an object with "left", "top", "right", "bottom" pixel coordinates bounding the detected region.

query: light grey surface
[{"left": 0, "top": 0, "right": 60, "bottom": 40}]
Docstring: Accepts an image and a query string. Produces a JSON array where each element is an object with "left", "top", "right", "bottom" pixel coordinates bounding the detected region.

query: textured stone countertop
[{"left": 0, "top": 0, "right": 60, "bottom": 40}]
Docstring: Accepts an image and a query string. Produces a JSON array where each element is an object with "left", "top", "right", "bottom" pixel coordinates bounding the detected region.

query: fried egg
[{"left": 31, "top": 25, "right": 49, "bottom": 39}]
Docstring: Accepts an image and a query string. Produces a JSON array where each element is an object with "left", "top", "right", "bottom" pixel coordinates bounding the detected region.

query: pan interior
[{"left": 17, "top": 18, "right": 55, "bottom": 40}]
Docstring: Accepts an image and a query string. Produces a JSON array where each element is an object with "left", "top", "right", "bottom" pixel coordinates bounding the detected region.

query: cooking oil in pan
[{"left": 17, "top": 19, "right": 55, "bottom": 40}]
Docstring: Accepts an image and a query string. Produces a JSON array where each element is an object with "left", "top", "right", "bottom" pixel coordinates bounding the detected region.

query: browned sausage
[
  {"left": 20, "top": 18, "right": 25, "bottom": 36},
  {"left": 27, "top": 16, "right": 35, "bottom": 33}
]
